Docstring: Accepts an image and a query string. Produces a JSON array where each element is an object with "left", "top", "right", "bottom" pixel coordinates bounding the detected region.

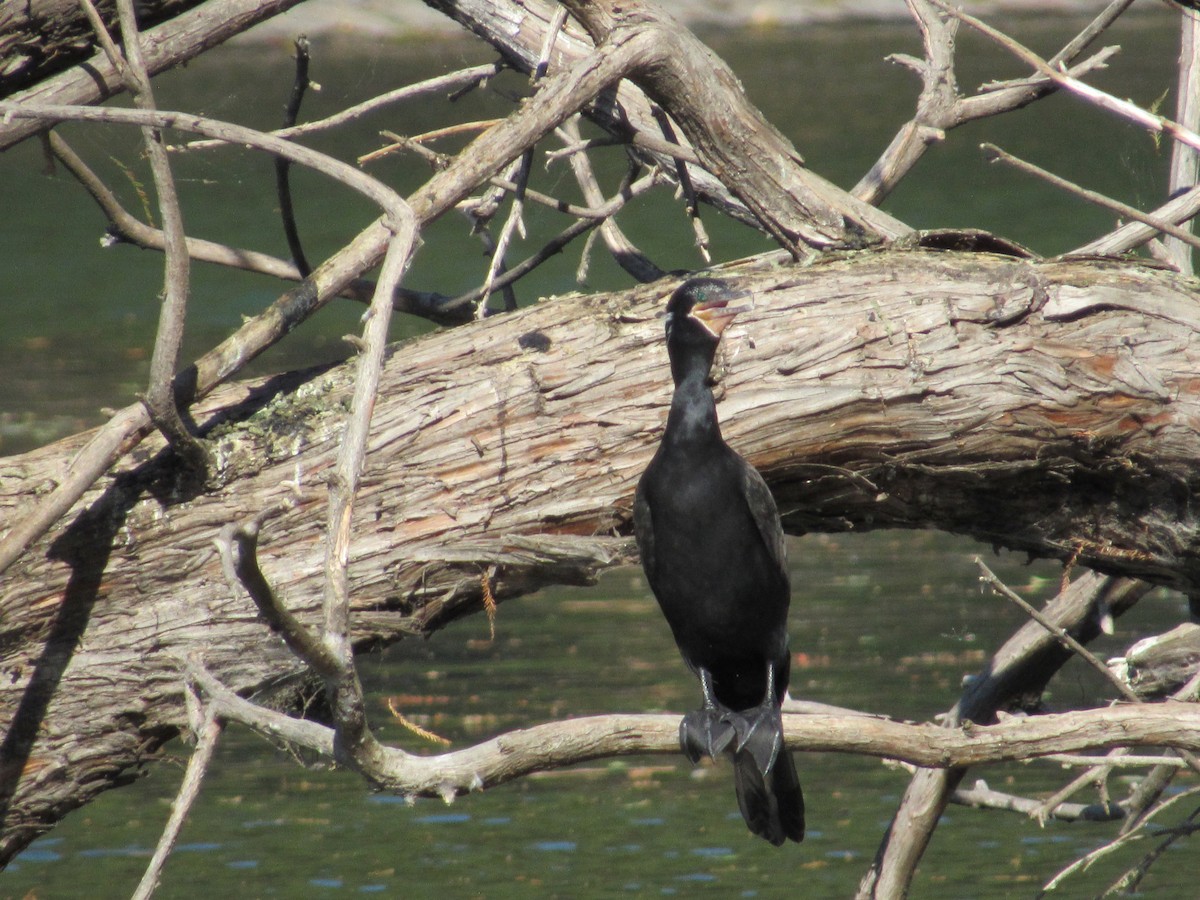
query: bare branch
[
  {"left": 359, "top": 119, "right": 503, "bottom": 165},
  {"left": 185, "top": 675, "right": 1200, "bottom": 802},
  {"left": 932, "top": 0, "right": 1200, "bottom": 156},
  {"left": 216, "top": 512, "right": 341, "bottom": 680},
  {"left": 854, "top": 0, "right": 1130, "bottom": 205},
  {"left": 110, "top": 0, "right": 209, "bottom": 471},
  {"left": 477, "top": 149, "right": 532, "bottom": 317},
  {"left": 48, "top": 132, "right": 314, "bottom": 282},
  {"left": 1105, "top": 801, "right": 1200, "bottom": 895},
  {"left": 276, "top": 36, "right": 313, "bottom": 277},
  {"left": 860, "top": 573, "right": 1147, "bottom": 899},
  {"left": 559, "top": 117, "right": 664, "bottom": 282},
  {"left": 4, "top": 26, "right": 636, "bottom": 567},
  {"left": 982, "top": 142, "right": 1200, "bottom": 256},
  {"left": 441, "top": 169, "right": 660, "bottom": 311},
  {"left": 178, "top": 63, "right": 505, "bottom": 152},
  {"left": 0, "top": 102, "right": 411, "bottom": 575},
  {"left": 976, "top": 558, "right": 1142, "bottom": 703},
  {"left": 534, "top": 5, "right": 569, "bottom": 82},
  {"left": 1075, "top": 183, "right": 1200, "bottom": 257},
  {"left": 952, "top": 778, "right": 1125, "bottom": 822},
  {"left": 130, "top": 701, "right": 223, "bottom": 900},
  {"left": 1165, "top": 8, "right": 1200, "bottom": 275},
  {"left": 1042, "top": 784, "right": 1200, "bottom": 893}
]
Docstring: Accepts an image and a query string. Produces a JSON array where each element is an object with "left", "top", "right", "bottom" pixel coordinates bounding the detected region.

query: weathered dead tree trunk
[
  {"left": 1114, "top": 623, "right": 1200, "bottom": 698},
  {"left": 2, "top": 249, "right": 1199, "bottom": 860},
  {"left": 0, "top": 0, "right": 306, "bottom": 147},
  {"left": 0, "top": 0, "right": 202, "bottom": 95}
]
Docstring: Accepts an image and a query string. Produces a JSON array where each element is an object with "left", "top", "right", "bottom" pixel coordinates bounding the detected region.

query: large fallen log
[{"left": 2, "top": 248, "right": 1199, "bottom": 860}]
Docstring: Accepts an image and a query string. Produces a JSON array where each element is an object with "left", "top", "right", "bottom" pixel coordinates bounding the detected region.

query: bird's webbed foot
[
  {"left": 679, "top": 707, "right": 737, "bottom": 763},
  {"left": 730, "top": 700, "right": 783, "bottom": 776},
  {"left": 730, "top": 661, "right": 785, "bottom": 775},
  {"left": 679, "top": 668, "right": 737, "bottom": 762}
]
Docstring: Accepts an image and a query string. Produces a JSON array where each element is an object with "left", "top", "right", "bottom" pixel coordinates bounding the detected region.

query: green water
[{"left": 2, "top": 8, "right": 1195, "bottom": 898}]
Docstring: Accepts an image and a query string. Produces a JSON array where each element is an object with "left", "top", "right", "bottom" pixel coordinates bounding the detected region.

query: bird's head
[{"left": 664, "top": 277, "right": 752, "bottom": 347}]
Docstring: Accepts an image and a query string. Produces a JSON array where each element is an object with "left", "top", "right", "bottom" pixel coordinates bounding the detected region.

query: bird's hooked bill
[{"left": 693, "top": 290, "right": 754, "bottom": 336}]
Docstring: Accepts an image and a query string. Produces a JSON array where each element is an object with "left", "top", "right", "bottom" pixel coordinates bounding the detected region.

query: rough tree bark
[
  {"left": 3, "top": 249, "right": 1200, "bottom": 861},
  {"left": 0, "top": 0, "right": 204, "bottom": 95},
  {"left": 0, "top": 0, "right": 308, "bottom": 149}
]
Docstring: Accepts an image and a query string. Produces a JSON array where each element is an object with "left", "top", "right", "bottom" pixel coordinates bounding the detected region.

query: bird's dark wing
[
  {"left": 632, "top": 478, "right": 656, "bottom": 585},
  {"left": 737, "top": 458, "right": 787, "bottom": 574}
]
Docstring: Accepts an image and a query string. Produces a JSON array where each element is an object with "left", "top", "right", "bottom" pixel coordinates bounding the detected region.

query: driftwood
[
  {"left": 3, "top": 249, "right": 1200, "bottom": 861},
  {"left": 1114, "top": 624, "right": 1200, "bottom": 699}
]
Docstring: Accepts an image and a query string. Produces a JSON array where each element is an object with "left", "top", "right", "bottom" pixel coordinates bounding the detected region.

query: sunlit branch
[{"left": 983, "top": 142, "right": 1200, "bottom": 257}]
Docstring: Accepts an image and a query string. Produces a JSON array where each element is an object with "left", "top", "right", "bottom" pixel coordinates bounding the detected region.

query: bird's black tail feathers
[{"left": 732, "top": 747, "right": 805, "bottom": 846}]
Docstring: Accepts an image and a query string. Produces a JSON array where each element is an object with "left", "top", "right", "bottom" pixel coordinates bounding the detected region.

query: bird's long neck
[{"left": 664, "top": 364, "right": 720, "bottom": 446}]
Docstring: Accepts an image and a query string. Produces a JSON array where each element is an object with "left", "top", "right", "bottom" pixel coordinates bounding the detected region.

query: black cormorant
[{"left": 634, "top": 277, "right": 804, "bottom": 846}]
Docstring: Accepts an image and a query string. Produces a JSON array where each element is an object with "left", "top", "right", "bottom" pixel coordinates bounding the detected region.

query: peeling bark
[{"left": 2, "top": 249, "right": 1200, "bottom": 860}]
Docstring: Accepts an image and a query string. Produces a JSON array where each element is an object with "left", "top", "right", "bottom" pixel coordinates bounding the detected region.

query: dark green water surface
[{"left": 2, "top": 8, "right": 1194, "bottom": 898}]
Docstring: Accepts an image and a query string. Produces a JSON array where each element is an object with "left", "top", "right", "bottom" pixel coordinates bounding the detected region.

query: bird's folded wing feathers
[{"left": 738, "top": 460, "right": 787, "bottom": 571}]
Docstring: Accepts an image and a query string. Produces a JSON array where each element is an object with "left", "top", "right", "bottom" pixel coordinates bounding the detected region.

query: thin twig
[
  {"left": 975, "top": 557, "right": 1142, "bottom": 702},
  {"left": 1040, "top": 785, "right": 1200, "bottom": 894},
  {"left": 559, "top": 116, "right": 663, "bottom": 282},
  {"left": 930, "top": 0, "right": 1200, "bottom": 156},
  {"left": 982, "top": 143, "right": 1200, "bottom": 254},
  {"left": 105, "top": 0, "right": 209, "bottom": 471},
  {"left": 650, "top": 105, "right": 710, "bottom": 262},
  {"left": 277, "top": 36, "right": 313, "bottom": 277},
  {"left": 130, "top": 700, "right": 223, "bottom": 900},
  {"left": 178, "top": 63, "right": 504, "bottom": 152},
  {"left": 74, "top": 0, "right": 129, "bottom": 82},
  {"left": 952, "top": 778, "right": 1125, "bottom": 822},
  {"left": 534, "top": 5, "right": 569, "bottom": 81},
  {"left": 471, "top": 224, "right": 519, "bottom": 314},
  {"left": 387, "top": 698, "right": 452, "bottom": 747},
  {"left": 1041, "top": 753, "right": 1189, "bottom": 768},
  {"left": 477, "top": 149, "right": 532, "bottom": 317},
  {"left": 358, "top": 119, "right": 504, "bottom": 164}
]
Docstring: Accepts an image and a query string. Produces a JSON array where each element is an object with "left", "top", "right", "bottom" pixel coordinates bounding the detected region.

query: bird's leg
[
  {"left": 679, "top": 668, "right": 737, "bottom": 762},
  {"left": 731, "top": 662, "right": 784, "bottom": 776}
]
